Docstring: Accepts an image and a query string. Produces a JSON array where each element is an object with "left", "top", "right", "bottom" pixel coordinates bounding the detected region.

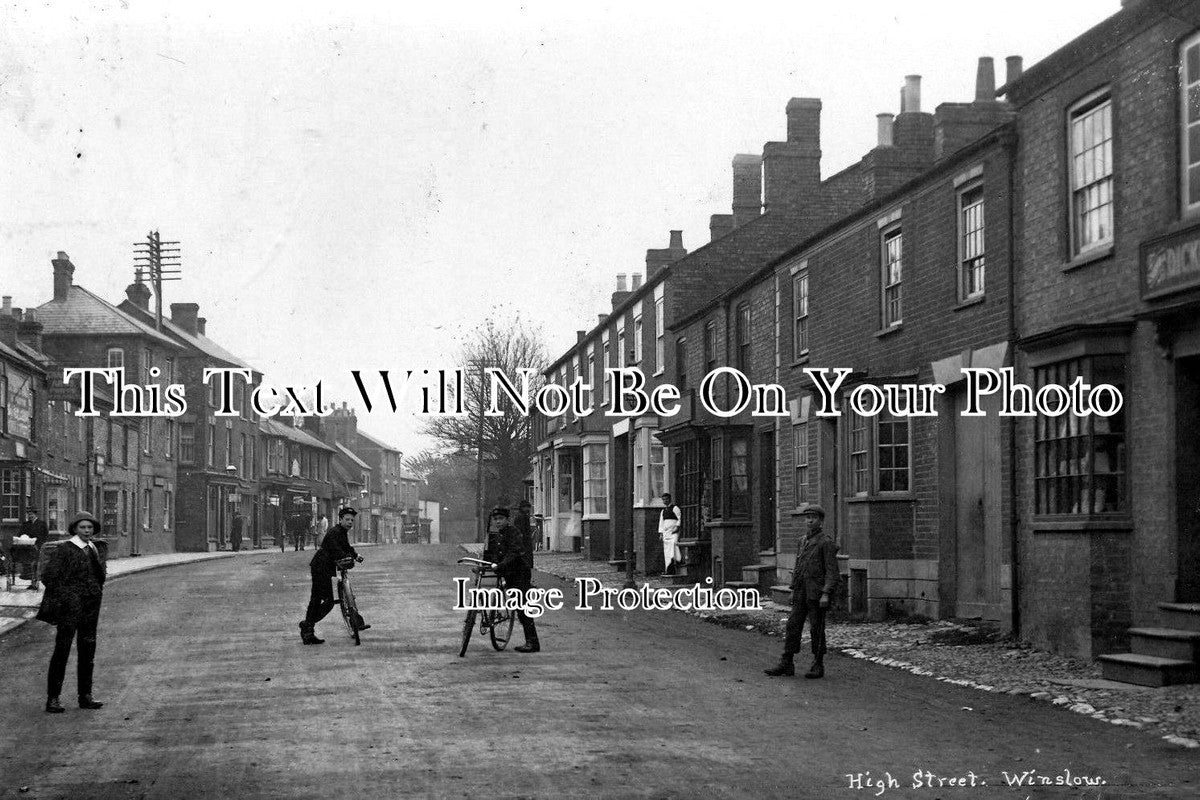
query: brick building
[
  {"left": 0, "top": 301, "right": 46, "bottom": 553},
  {"left": 258, "top": 419, "right": 335, "bottom": 548},
  {"left": 35, "top": 253, "right": 183, "bottom": 556},
  {"left": 119, "top": 285, "right": 265, "bottom": 551},
  {"left": 1003, "top": 0, "right": 1200, "bottom": 675}
]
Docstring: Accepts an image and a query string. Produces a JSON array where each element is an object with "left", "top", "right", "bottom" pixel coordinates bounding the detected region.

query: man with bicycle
[
  {"left": 492, "top": 505, "right": 539, "bottom": 653},
  {"left": 299, "top": 507, "right": 369, "bottom": 645}
]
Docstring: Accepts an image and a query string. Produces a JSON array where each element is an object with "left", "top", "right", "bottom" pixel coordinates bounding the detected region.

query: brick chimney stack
[
  {"left": 763, "top": 98, "right": 822, "bottom": 215},
  {"left": 170, "top": 302, "right": 199, "bottom": 335},
  {"left": 0, "top": 298, "right": 16, "bottom": 346},
  {"left": 612, "top": 274, "right": 631, "bottom": 310},
  {"left": 630, "top": 273, "right": 643, "bottom": 290},
  {"left": 877, "top": 113, "right": 895, "bottom": 147},
  {"left": 125, "top": 279, "right": 151, "bottom": 310},
  {"left": 1005, "top": 56, "right": 1023, "bottom": 86},
  {"left": 975, "top": 57, "right": 996, "bottom": 103},
  {"left": 933, "top": 57, "right": 1017, "bottom": 160},
  {"left": 709, "top": 214, "right": 735, "bottom": 242},
  {"left": 645, "top": 230, "right": 687, "bottom": 279},
  {"left": 52, "top": 252, "right": 74, "bottom": 301},
  {"left": 18, "top": 308, "right": 43, "bottom": 352},
  {"left": 731, "top": 154, "right": 763, "bottom": 228},
  {"left": 197, "top": 317, "right": 207, "bottom": 336}
]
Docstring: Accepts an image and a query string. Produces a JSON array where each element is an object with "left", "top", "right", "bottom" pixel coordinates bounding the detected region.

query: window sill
[
  {"left": 1031, "top": 516, "right": 1132, "bottom": 533},
  {"left": 653, "top": 369, "right": 664, "bottom": 378},
  {"left": 788, "top": 354, "right": 811, "bottom": 369},
  {"left": 581, "top": 514, "right": 611, "bottom": 521},
  {"left": 845, "top": 493, "right": 916, "bottom": 503},
  {"left": 1062, "top": 244, "right": 1114, "bottom": 272},
  {"left": 875, "top": 325, "right": 903, "bottom": 339},
  {"left": 953, "top": 295, "right": 985, "bottom": 312},
  {"left": 705, "top": 518, "right": 752, "bottom": 527}
]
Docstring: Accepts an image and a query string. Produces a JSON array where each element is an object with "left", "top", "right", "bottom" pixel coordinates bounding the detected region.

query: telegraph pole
[{"left": 133, "top": 231, "right": 182, "bottom": 330}]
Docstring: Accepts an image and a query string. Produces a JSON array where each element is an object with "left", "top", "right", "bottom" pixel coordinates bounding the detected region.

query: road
[{"left": 0, "top": 544, "right": 1197, "bottom": 799}]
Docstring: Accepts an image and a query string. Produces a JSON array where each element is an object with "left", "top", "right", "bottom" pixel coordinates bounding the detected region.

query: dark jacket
[
  {"left": 21, "top": 518, "right": 50, "bottom": 548},
  {"left": 36, "top": 539, "right": 107, "bottom": 626},
  {"left": 309, "top": 524, "right": 358, "bottom": 578},
  {"left": 790, "top": 532, "right": 839, "bottom": 603},
  {"left": 494, "top": 521, "right": 533, "bottom": 586}
]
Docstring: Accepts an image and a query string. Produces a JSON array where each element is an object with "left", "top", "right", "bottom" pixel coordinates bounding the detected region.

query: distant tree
[{"left": 420, "top": 316, "right": 548, "bottom": 514}]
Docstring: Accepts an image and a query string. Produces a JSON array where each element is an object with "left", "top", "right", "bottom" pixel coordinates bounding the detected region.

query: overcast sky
[{"left": 1, "top": 0, "right": 1115, "bottom": 457}]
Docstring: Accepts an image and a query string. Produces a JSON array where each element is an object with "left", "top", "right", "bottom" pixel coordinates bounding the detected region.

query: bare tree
[{"left": 420, "top": 316, "right": 548, "bottom": 513}]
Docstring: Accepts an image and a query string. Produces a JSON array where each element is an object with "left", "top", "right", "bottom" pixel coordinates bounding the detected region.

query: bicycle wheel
[
  {"left": 489, "top": 609, "right": 515, "bottom": 651},
  {"left": 459, "top": 610, "right": 478, "bottom": 657},
  {"left": 338, "top": 580, "right": 358, "bottom": 645},
  {"left": 344, "top": 580, "right": 361, "bottom": 646}
]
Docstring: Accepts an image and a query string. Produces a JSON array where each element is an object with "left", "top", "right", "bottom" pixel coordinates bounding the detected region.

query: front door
[
  {"left": 612, "top": 434, "right": 631, "bottom": 562},
  {"left": 1177, "top": 356, "right": 1200, "bottom": 601},
  {"left": 953, "top": 389, "right": 1003, "bottom": 619},
  {"left": 758, "top": 431, "right": 775, "bottom": 552}
]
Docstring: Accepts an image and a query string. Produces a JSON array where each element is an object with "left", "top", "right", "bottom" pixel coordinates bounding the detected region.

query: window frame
[
  {"left": 654, "top": 296, "right": 665, "bottom": 375},
  {"left": 792, "top": 270, "right": 809, "bottom": 359},
  {"left": 1067, "top": 88, "right": 1114, "bottom": 257},
  {"left": 582, "top": 441, "right": 609, "bottom": 518},
  {"left": 957, "top": 180, "right": 986, "bottom": 301},
  {"left": 735, "top": 302, "right": 751, "bottom": 374},
  {"left": 1182, "top": 32, "right": 1200, "bottom": 216},
  {"left": 880, "top": 224, "right": 904, "bottom": 328},
  {"left": 793, "top": 421, "right": 810, "bottom": 506}
]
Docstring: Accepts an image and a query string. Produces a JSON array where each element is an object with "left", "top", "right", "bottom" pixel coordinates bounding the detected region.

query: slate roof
[
  {"left": 258, "top": 418, "right": 338, "bottom": 452},
  {"left": 355, "top": 428, "right": 401, "bottom": 453},
  {"left": 334, "top": 442, "right": 370, "bottom": 470},
  {"left": 35, "top": 286, "right": 180, "bottom": 348},
  {"left": 120, "top": 302, "right": 257, "bottom": 371}
]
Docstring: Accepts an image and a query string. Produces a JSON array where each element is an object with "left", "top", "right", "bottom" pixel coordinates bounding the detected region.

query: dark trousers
[
  {"left": 47, "top": 604, "right": 100, "bottom": 698},
  {"left": 783, "top": 593, "right": 826, "bottom": 659},
  {"left": 304, "top": 571, "right": 335, "bottom": 626},
  {"left": 507, "top": 571, "right": 538, "bottom": 645}
]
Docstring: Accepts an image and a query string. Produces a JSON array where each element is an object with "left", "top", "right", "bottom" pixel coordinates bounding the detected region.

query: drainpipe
[{"left": 1005, "top": 127, "right": 1021, "bottom": 638}]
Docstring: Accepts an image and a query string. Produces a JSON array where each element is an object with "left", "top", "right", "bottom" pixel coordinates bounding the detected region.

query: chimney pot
[
  {"left": 876, "top": 113, "right": 895, "bottom": 147},
  {"left": 901, "top": 75, "right": 922, "bottom": 113},
  {"left": 975, "top": 57, "right": 996, "bottom": 102},
  {"left": 125, "top": 281, "right": 152, "bottom": 311},
  {"left": 668, "top": 230, "right": 683, "bottom": 249},
  {"left": 1, "top": 296, "right": 10, "bottom": 316},
  {"left": 1005, "top": 55, "right": 1024, "bottom": 86},
  {"left": 631, "top": 273, "right": 643, "bottom": 290},
  {"left": 616, "top": 274, "right": 628, "bottom": 292}
]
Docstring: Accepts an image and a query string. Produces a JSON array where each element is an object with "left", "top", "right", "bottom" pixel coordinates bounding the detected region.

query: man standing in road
[
  {"left": 765, "top": 503, "right": 839, "bottom": 679},
  {"left": 230, "top": 512, "right": 245, "bottom": 552},
  {"left": 21, "top": 509, "right": 50, "bottom": 590},
  {"left": 36, "top": 512, "right": 107, "bottom": 713},
  {"left": 493, "top": 506, "right": 539, "bottom": 653},
  {"left": 299, "top": 507, "right": 368, "bottom": 645}
]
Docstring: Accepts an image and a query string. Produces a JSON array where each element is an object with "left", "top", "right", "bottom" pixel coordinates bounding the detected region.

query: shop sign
[{"left": 1142, "top": 223, "right": 1200, "bottom": 300}]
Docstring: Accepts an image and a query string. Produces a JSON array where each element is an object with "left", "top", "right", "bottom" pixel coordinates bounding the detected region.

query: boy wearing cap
[
  {"left": 299, "top": 507, "right": 368, "bottom": 645},
  {"left": 37, "top": 512, "right": 107, "bottom": 713},
  {"left": 491, "top": 506, "right": 540, "bottom": 653},
  {"left": 765, "top": 503, "right": 839, "bottom": 679}
]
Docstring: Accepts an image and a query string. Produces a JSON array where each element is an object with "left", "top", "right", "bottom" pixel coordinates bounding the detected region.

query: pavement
[{"left": 530, "top": 548, "right": 1200, "bottom": 751}]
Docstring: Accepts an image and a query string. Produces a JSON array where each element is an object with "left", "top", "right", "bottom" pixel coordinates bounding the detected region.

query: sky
[{"left": 1, "top": 0, "right": 1117, "bottom": 458}]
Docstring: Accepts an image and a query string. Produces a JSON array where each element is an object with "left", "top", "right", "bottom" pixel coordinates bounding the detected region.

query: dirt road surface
[{"left": 0, "top": 544, "right": 1196, "bottom": 799}]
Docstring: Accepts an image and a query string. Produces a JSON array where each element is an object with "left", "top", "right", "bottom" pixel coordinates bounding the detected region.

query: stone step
[
  {"left": 1097, "top": 653, "right": 1200, "bottom": 687},
  {"left": 757, "top": 550, "right": 777, "bottom": 568},
  {"left": 1159, "top": 602, "right": 1200, "bottom": 633},
  {"left": 607, "top": 560, "right": 628, "bottom": 571},
  {"left": 741, "top": 563, "right": 777, "bottom": 590},
  {"left": 1129, "top": 627, "right": 1200, "bottom": 662},
  {"left": 724, "top": 580, "right": 758, "bottom": 591},
  {"left": 769, "top": 584, "right": 793, "bottom": 605}
]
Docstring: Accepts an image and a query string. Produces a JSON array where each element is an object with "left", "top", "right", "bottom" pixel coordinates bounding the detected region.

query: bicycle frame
[
  {"left": 336, "top": 560, "right": 361, "bottom": 646},
  {"left": 456, "top": 557, "right": 515, "bottom": 656}
]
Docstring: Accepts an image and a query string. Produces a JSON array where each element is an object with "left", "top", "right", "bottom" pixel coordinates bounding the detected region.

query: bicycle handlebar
[{"left": 457, "top": 557, "right": 498, "bottom": 570}]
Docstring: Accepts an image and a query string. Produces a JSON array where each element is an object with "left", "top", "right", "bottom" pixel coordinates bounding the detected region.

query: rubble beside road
[{"left": 532, "top": 550, "right": 1200, "bottom": 750}]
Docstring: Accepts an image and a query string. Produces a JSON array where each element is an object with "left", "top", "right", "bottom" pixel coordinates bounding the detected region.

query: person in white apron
[{"left": 658, "top": 492, "right": 683, "bottom": 576}]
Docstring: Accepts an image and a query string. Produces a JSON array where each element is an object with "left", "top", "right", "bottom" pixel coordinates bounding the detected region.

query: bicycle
[
  {"left": 456, "top": 557, "right": 515, "bottom": 657},
  {"left": 336, "top": 556, "right": 365, "bottom": 646}
]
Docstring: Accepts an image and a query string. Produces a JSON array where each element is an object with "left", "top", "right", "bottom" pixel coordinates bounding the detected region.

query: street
[{"left": 0, "top": 545, "right": 1197, "bottom": 800}]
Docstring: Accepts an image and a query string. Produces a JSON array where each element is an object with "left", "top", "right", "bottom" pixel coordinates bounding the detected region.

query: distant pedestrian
[
  {"left": 293, "top": 514, "right": 307, "bottom": 552},
  {"left": 230, "top": 513, "right": 245, "bottom": 552},
  {"left": 37, "top": 512, "right": 107, "bottom": 713},
  {"left": 493, "top": 506, "right": 539, "bottom": 653},
  {"left": 765, "top": 503, "right": 839, "bottom": 679},
  {"left": 299, "top": 507, "right": 368, "bottom": 644},
  {"left": 314, "top": 514, "right": 329, "bottom": 548},
  {"left": 20, "top": 509, "right": 50, "bottom": 590},
  {"left": 658, "top": 492, "right": 683, "bottom": 576}
]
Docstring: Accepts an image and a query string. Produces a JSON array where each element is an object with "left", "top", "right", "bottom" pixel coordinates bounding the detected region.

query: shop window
[
  {"left": 707, "top": 432, "right": 750, "bottom": 519},
  {"left": 1034, "top": 356, "right": 1126, "bottom": 515}
]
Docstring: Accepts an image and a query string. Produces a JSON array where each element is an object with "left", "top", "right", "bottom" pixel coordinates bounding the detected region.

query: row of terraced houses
[
  {"left": 0, "top": 259, "right": 430, "bottom": 558},
  {"left": 532, "top": 0, "right": 1200, "bottom": 682}
]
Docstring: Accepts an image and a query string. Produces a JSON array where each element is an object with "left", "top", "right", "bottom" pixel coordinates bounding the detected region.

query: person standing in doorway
[
  {"left": 765, "top": 503, "right": 839, "bottom": 679},
  {"left": 658, "top": 492, "right": 683, "bottom": 576},
  {"left": 230, "top": 512, "right": 244, "bottom": 552},
  {"left": 37, "top": 513, "right": 107, "bottom": 713}
]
